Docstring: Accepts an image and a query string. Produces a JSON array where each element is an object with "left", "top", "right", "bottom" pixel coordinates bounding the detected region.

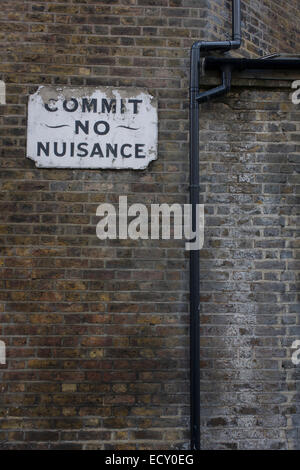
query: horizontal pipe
[
  {"left": 192, "top": 41, "right": 234, "bottom": 52},
  {"left": 205, "top": 57, "right": 300, "bottom": 71}
]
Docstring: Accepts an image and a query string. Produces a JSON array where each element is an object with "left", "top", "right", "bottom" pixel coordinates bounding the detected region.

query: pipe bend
[
  {"left": 191, "top": 41, "right": 202, "bottom": 50},
  {"left": 191, "top": 0, "right": 242, "bottom": 53},
  {"left": 229, "top": 39, "right": 242, "bottom": 49}
]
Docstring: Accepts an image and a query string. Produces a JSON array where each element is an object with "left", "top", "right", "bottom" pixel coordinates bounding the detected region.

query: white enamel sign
[{"left": 27, "top": 86, "right": 158, "bottom": 169}]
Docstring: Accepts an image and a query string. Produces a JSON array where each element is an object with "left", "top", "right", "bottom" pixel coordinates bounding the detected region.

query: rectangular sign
[{"left": 27, "top": 86, "right": 158, "bottom": 169}]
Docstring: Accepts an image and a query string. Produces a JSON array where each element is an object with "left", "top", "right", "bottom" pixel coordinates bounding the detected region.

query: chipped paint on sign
[{"left": 27, "top": 86, "right": 158, "bottom": 169}]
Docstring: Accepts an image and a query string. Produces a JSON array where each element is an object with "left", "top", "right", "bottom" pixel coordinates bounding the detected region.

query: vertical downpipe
[
  {"left": 232, "top": 0, "right": 241, "bottom": 46},
  {"left": 189, "top": 44, "right": 201, "bottom": 451},
  {"left": 189, "top": 0, "right": 241, "bottom": 451}
]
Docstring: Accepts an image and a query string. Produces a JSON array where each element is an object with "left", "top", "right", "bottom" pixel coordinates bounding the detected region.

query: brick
[{"left": 0, "top": 0, "right": 300, "bottom": 453}]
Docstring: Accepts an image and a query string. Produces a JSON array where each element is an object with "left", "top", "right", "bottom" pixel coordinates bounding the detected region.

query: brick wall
[
  {"left": 199, "top": 79, "right": 300, "bottom": 449},
  {"left": 208, "top": 0, "right": 300, "bottom": 57},
  {"left": 0, "top": 0, "right": 299, "bottom": 450}
]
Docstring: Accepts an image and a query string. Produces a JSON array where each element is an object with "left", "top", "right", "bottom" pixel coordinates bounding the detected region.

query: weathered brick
[{"left": 0, "top": 0, "right": 299, "bottom": 452}]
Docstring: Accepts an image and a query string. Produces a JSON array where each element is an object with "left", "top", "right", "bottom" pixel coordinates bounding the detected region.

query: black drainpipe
[
  {"left": 189, "top": 0, "right": 241, "bottom": 451},
  {"left": 189, "top": 0, "right": 300, "bottom": 451}
]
